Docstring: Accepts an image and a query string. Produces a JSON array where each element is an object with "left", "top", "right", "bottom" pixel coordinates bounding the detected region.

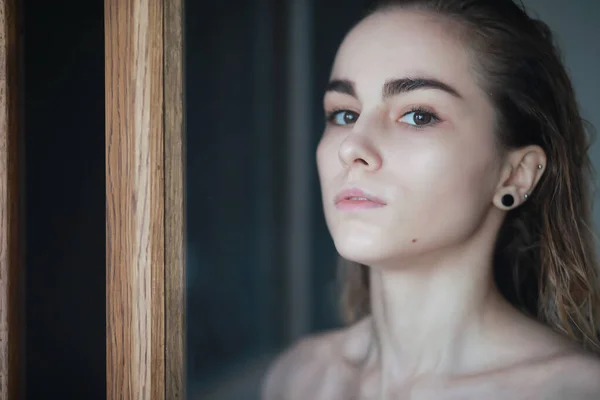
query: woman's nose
[{"left": 338, "top": 134, "right": 382, "bottom": 172}]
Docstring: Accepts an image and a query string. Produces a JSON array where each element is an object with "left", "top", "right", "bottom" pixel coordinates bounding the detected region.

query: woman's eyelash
[
  {"left": 325, "top": 107, "right": 440, "bottom": 128},
  {"left": 406, "top": 106, "right": 438, "bottom": 118},
  {"left": 325, "top": 109, "right": 353, "bottom": 123},
  {"left": 402, "top": 107, "right": 441, "bottom": 129}
]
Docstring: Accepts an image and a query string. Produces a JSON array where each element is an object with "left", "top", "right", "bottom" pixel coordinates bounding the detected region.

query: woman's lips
[{"left": 334, "top": 188, "right": 386, "bottom": 211}]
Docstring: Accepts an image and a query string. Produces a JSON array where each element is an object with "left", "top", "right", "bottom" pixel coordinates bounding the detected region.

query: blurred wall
[{"left": 522, "top": 0, "right": 600, "bottom": 232}]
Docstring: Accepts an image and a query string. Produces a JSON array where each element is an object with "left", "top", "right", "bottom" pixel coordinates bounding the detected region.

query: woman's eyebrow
[
  {"left": 324, "top": 77, "right": 463, "bottom": 100},
  {"left": 324, "top": 79, "right": 356, "bottom": 98},
  {"left": 383, "top": 77, "right": 463, "bottom": 99}
]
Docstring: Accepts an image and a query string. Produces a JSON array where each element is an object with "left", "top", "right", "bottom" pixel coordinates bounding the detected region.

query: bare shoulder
[
  {"left": 493, "top": 310, "right": 600, "bottom": 398},
  {"left": 544, "top": 350, "right": 600, "bottom": 399},
  {"left": 260, "top": 329, "right": 345, "bottom": 400},
  {"left": 504, "top": 348, "right": 600, "bottom": 400},
  {"left": 260, "top": 318, "right": 372, "bottom": 400},
  {"left": 444, "top": 347, "right": 600, "bottom": 399}
]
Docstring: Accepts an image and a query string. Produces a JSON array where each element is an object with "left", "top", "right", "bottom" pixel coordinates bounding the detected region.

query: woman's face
[{"left": 317, "top": 10, "right": 503, "bottom": 266}]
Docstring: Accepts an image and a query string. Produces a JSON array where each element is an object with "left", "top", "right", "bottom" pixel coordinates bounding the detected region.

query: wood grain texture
[
  {"left": 0, "top": 0, "right": 20, "bottom": 398},
  {"left": 163, "top": 0, "right": 185, "bottom": 398},
  {"left": 105, "top": 0, "right": 165, "bottom": 398}
]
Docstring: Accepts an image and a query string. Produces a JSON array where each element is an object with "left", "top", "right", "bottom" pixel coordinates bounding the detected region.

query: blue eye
[
  {"left": 399, "top": 109, "right": 438, "bottom": 127},
  {"left": 327, "top": 110, "right": 359, "bottom": 126}
]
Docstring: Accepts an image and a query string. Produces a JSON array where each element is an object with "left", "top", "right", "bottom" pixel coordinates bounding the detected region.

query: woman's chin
[{"left": 333, "top": 235, "right": 395, "bottom": 266}]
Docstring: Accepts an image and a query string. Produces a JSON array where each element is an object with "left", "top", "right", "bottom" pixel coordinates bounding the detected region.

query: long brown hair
[{"left": 339, "top": 0, "right": 600, "bottom": 353}]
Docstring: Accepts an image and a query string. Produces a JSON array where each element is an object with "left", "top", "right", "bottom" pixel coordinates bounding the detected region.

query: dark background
[{"left": 23, "top": 0, "right": 106, "bottom": 398}]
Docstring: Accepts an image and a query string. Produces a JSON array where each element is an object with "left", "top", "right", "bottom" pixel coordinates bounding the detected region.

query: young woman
[{"left": 263, "top": 0, "right": 600, "bottom": 398}]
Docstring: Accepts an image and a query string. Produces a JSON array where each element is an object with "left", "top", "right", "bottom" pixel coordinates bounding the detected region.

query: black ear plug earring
[{"left": 501, "top": 194, "right": 515, "bottom": 207}]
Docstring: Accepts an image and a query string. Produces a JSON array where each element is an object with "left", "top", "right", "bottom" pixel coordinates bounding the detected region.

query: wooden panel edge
[
  {"left": 0, "top": 0, "right": 21, "bottom": 398},
  {"left": 164, "top": 0, "right": 185, "bottom": 398},
  {"left": 105, "top": 0, "right": 165, "bottom": 398}
]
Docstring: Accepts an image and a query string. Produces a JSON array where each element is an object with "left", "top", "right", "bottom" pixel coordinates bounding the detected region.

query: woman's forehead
[{"left": 330, "top": 11, "right": 475, "bottom": 97}]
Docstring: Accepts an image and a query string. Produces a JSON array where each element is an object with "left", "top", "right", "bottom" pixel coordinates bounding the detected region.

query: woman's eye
[
  {"left": 327, "top": 110, "right": 359, "bottom": 126},
  {"left": 399, "top": 110, "right": 438, "bottom": 127}
]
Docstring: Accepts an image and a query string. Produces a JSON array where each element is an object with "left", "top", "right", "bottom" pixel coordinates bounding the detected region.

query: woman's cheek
[
  {"left": 317, "top": 132, "right": 345, "bottom": 173},
  {"left": 388, "top": 143, "right": 455, "bottom": 189}
]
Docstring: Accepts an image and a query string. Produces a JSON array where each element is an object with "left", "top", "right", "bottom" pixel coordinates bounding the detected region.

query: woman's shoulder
[
  {"left": 533, "top": 350, "right": 600, "bottom": 399},
  {"left": 482, "top": 347, "right": 600, "bottom": 400},
  {"left": 260, "top": 319, "right": 372, "bottom": 400},
  {"left": 260, "top": 330, "right": 339, "bottom": 400},
  {"left": 480, "top": 317, "right": 600, "bottom": 399}
]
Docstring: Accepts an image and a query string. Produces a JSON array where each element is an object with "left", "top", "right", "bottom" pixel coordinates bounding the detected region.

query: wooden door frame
[
  {"left": 104, "top": 0, "right": 185, "bottom": 398},
  {"left": 0, "top": 0, "right": 22, "bottom": 398}
]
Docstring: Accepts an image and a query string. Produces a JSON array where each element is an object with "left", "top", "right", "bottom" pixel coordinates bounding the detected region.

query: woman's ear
[{"left": 493, "top": 145, "right": 546, "bottom": 210}]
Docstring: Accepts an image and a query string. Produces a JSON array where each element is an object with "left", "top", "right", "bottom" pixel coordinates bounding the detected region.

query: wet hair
[{"left": 339, "top": 0, "right": 600, "bottom": 353}]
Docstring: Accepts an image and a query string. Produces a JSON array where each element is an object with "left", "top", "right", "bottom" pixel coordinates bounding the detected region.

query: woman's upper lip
[{"left": 334, "top": 188, "right": 386, "bottom": 205}]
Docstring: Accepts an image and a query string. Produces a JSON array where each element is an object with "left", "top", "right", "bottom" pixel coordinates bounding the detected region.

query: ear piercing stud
[
  {"left": 501, "top": 194, "right": 515, "bottom": 207},
  {"left": 522, "top": 165, "right": 544, "bottom": 200}
]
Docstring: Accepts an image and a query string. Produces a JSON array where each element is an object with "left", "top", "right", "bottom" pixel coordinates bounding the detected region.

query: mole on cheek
[{"left": 412, "top": 239, "right": 417, "bottom": 243}]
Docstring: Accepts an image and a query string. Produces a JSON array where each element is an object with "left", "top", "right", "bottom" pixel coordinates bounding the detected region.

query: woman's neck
[{"left": 361, "top": 235, "right": 513, "bottom": 391}]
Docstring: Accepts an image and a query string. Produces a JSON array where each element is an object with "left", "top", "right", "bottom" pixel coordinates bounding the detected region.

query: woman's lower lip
[{"left": 335, "top": 199, "right": 386, "bottom": 211}]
